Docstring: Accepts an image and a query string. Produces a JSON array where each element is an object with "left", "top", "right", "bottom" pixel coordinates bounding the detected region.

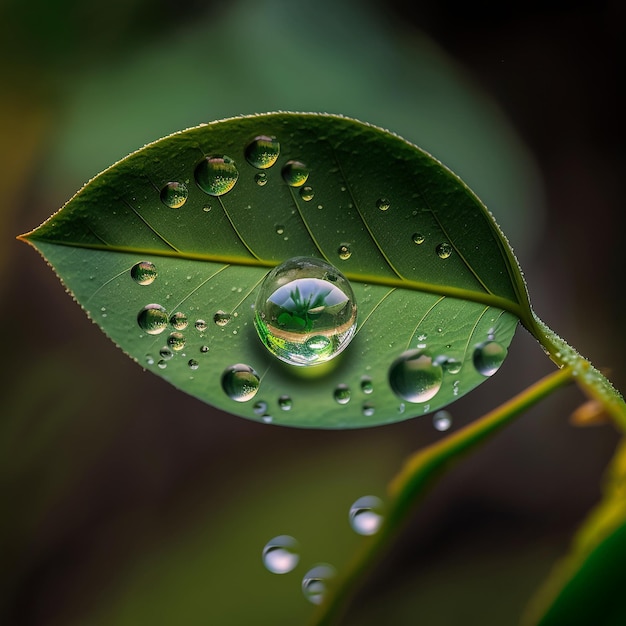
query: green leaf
[{"left": 20, "top": 112, "right": 530, "bottom": 428}]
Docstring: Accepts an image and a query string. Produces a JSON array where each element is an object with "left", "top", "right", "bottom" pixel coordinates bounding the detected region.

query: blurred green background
[{"left": 2, "top": 0, "right": 623, "bottom": 624}]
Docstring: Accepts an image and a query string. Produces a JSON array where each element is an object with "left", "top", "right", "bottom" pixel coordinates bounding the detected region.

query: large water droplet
[
  {"left": 160, "top": 181, "right": 188, "bottom": 208},
  {"left": 262, "top": 535, "right": 299, "bottom": 574},
  {"left": 195, "top": 155, "right": 238, "bottom": 196},
  {"left": 388, "top": 350, "right": 443, "bottom": 403},
  {"left": 137, "top": 304, "right": 168, "bottom": 335},
  {"left": 473, "top": 341, "right": 507, "bottom": 376},
  {"left": 254, "top": 257, "right": 357, "bottom": 366},
  {"left": 282, "top": 160, "right": 309, "bottom": 187},
  {"left": 349, "top": 495, "right": 384, "bottom": 536},
  {"left": 436, "top": 242, "right": 453, "bottom": 259},
  {"left": 131, "top": 261, "right": 157, "bottom": 285},
  {"left": 302, "top": 564, "right": 336, "bottom": 605},
  {"left": 170, "top": 311, "right": 188, "bottom": 330},
  {"left": 221, "top": 364, "right": 260, "bottom": 402},
  {"left": 245, "top": 135, "right": 280, "bottom": 169},
  {"left": 433, "top": 410, "right": 452, "bottom": 431}
]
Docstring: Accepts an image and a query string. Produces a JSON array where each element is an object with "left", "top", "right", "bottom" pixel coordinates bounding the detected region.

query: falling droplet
[
  {"left": 188, "top": 359, "right": 199, "bottom": 370},
  {"left": 436, "top": 242, "right": 453, "bottom": 259},
  {"left": 334, "top": 384, "right": 351, "bottom": 405},
  {"left": 254, "top": 172, "right": 268, "bottom": 186},
  {"left": 433, "top": 410, "right": 452, "bottom": 431},
  {"left": 159, "top": 181, "right": 188, "bottom": 208},
  {"left": 131, "top": 261, "right": 157, "bottom": 285},
  {"left": 376, "top": 198, "right": 390, "bottom": 211},
  {"left": 300, "top": 186, "right": 314, "bottom": 201},
  {"left": 349, "top": 495, "right": 384, "bottom": 536},
  {"left": 213, "top": 310, "right": 231, "bottom": 327},
  {"left": 195, "top": 319, "right": 208, "bottom": 332},
  {"left": 278, "top": 395, "right": 292, "bottom": 411},
  {"left": 473, "top": 341, "right": 507, "bottom": 376},
  {"left": 221, "top": 364, "right": 260, "bottom": 402},
  {"left": 262, "top": 535, "right": 299, "bottom": 574},
  {"left": 167, "top": 332, "right": 186, "bottom": 351},
  {"left": 361, "top": 377, "right": 373, "bottom": 394},
  {"left": 388, "top": 350, "right": 443, "bottom": 403},
  {"left": 195, "top": 155, "right": 238, "bottom": 196},
  {"left": 254, "top": 257, "right": 357, "bottom": 366},
  {"left": 282, "top": 160, "right": 309, "bottom": 187},
  {"left": 337, "top": 244, "right": 352, "bottom": 260},
  {"left": 412, "top": 233, "right": 425, "bottom": 245},
  {"left": 170, "top": 311, "right": 188, "bottom": 330},
  {"left": 302, "top": 564, "right": 336, "bottom": 605},
  {"left": 137, "top": 304, "right": 168, "bottom": 335},
  {"left": 245, "top": 135, "right": 280, "bottom": 169}
]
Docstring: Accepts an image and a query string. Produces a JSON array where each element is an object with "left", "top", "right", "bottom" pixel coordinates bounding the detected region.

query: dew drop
[
  {"left": 195, "top": 319, "right": 208, "bottom": 332},
  {"left": 157, "top": 360, "right": 167, "bottom": 369},
  {"left": 362, "top": 402, "right": 375, "bottom": 417},
  {"left": 159, "top": 181, "right": 188, "bottom": 208},
  {"left": 443, "top": 358, "right": 462, "bottom": 375},
  {"left": 275, "top": 224, "right": 285, "bottom": 235},
  {"left": 361, "top": 377, "right": 373, "bottom": 394},
  {"left": 167, "top": 332, "right": 186, "bottom": 351},
  {"left": 254, "top": 257, "right": 357, "bottom": 366},
  {"left": 473, "top": 341, "right": 507, "bottom": 376},
  {"left": 254, "top": 172, "right": 268, "bottom": 186},
  {"left": 300, "top": 185, "right": 314, "bottom": 201},
  {"left": 145, "top": 355, "right": 154, "bottom": 366},
  {"left": 221, "top": 364, "right": 260, "bottom": 402},
  {"left": 337, "top": 244, "right": 352, "bottom": 260},
  {"left": 278, "top": 395, "right": 292, "bottom": 411},
  {"left": 159, "top": 346, "right": 173, "bottom": 360},
  {"left": 245, "top": 135, "right": 280, "bottom": 169},
  {"left": 195, "top": 155, "right": 238, "bottom": 196},
  {"left": 200, "top": 345, "right": 209, "bottom": 353},
  {"left": 334, "top": 384, "right": 351, "bottom": 405},
  {"left": 388, "top": 349, "right": 443, "bottom": 403},
  {"left": 137, "top": 304, "right": 168, "bottom": 335},
  {"left": 170, "top": 311, "right": 188, "bottom": 330},
  {"left": 349, "top": 495, "right": 384, "bottom": 536},
  {"left": 302, "top": 564, "right": 336, "bottom": 605},
  {"left": 213, "top": 310, "right": 231, "bottom": 327},
  {"left": 282, "top": 160, "right": 309, "bottom": 187},
  {"left": 131, "top": 261, "right": 157, "bottom": 285},
  {"left": 253, "top": 400, "right": 268, "bottom": 415},
  {"left": 188, "top": 359, "right": 199, "bottom": 370},
  {"left": 412, "top": 233, "right": 425, "bottom": 245},
  {"left": 436, "top": 242, "right": 453, "bottom": 259},
  {"left": 262, "top": 535, "right": 299, "bottom": 574},
  {"left": 433, "top": 410, "right": 452, "bottom": 431},
  {"left": 376, "top": 198, "right": 390, "bottom": 211}
]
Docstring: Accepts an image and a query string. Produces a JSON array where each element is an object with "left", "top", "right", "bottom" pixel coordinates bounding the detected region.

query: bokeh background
[{"left": 2, "top": 1, "right": 623, "bottom": 624}]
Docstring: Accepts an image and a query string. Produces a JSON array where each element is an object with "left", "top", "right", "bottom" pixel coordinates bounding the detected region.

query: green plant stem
[{"left": 308, "top": 366, "right": 575, "bottom": 626}]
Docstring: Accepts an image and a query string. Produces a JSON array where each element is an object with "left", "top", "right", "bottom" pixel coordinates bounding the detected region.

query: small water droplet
[
  {"left": 131, "top": 261, "right": 157, "bottom": 285},
  {"left": 254, "top": 257, "right": 357, "bottom": 366},
  {"left": 361, "top": 377, "right": 373, "bottom": 394},
  {"left": 145, "top": 355, "right": 155, "bottom": 366},
  {"left": 167, "top": 332, "right": 186, "bottom": 351},
  {"left": 362, "top": 401, "right": 375, "bottom": 417},
  {"left": 137, "top": 304, "right": 168, "bottom": 335},
  {"left": 262, "top": 535, "right": 299, "bottom": 574},
  {"left": 436, "top": 242, "right": 453, "bottom": 259},
  {"left": 443, "top": 358, "right": 462, "bottom": 375},
  {"left": 157, "top": 360, "right": 167, "bottom": 369},
  {"left": 278, "top": 395, "right": 292, "bottom": 411},
  {"left": 433, "top": 410, "right": 452, "bottom": 431},
  {"left": 254, "top": 172, "right": 268, "bottom": 186},
  {"left": 253, "top": 400, "right": 267, "bottom": 415},
  {"left": 302, "top": 564, "right": 336, "bottom": 605},
  {"left": 349, "top": 495, "right": 384, "bottom": 536},
  {"left": 337, "top": 244, "right": 352, "bottom": 260},
  {"left": 282, "top": 160, "right": 309, "bottom": 187},
  {"left": 200, "top": 345, "right": 209, "bottom": 353},
  {"left": 275, "top": 224, "right": 285, "bottom": 235},
  {"left": 195, "top": 319, "right": 207, "bottom": 332},
  {"left": 376, "top": 198, "right": 390, "bottom": 211},
  {"left": 300, "top": 185, "right": 314, "bottom": 201},
  {"left": 213, "top": 310, "right": 231, "bottom": 327},
  {"left": 195, "top": 155, "right": 238, "bottom": 196},
  {"left": 159, "top": 346, "right": 173, "bottom": 360},
  {"left": 389, "top": 350, "right": 443, "bottom": 403},
  {"left": 221, "top": 364, "right": 260, "bottom": 402},
  {"left": 170, "top": 311, "right": 188, "bottom": 330},
  {"left": 245, "top": 135, "right": 280, "bottom": 169},
  {"left": 202, "top": 205, "right": 212, "bottom": 212},
  {"left": 188, "top": 359, "right": 199, "bottom": 370},
  {"left": 160, "top": 181, "right": 188, "bottom": 208},
  {"left": 334, "top": 384, "right": 351, "bottom": 405},
  {"left": 473, "top": 341, "right": 507, "bottom": 376},
  {"left": 412, "top": 233, "right": 425, "bottom": 245}
]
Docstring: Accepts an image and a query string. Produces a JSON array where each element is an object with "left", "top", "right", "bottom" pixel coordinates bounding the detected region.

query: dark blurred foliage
[{"left": 1, "top": 0, "right": 623, "bottom": 624}]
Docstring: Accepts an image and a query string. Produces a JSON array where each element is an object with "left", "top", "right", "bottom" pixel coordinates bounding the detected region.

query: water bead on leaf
[
  {"left": 221, "top": 364, "right": 260, "bottom": 402},
  {"left": 254, "top": 257, "right": 357, "bottom": 366},
  {"left": 389, "top": 349, "right": 443, "bottom": 403},
  {"left": 159, "top": 181, "right": 188, "bottom": 208},
  {"left": 299, "top": 186, "right": 314, "bottom": 201},
  {"left": 130, "top": 261, "right": 157, "bottom": 285},
  {"left": 137, "top": 304, "right": 168, "bottom": 335},
  {"left": 473, "top": 340, "right": 507, "bottom": 376},
  {"left": 169, "top": 311, "right": 188, "bottom": 330},
  {"left": 194, "top": 155, "right": 238, "bottom": 196},
  {"left": 281, "top": 160, "right": 309, "bottom": 187},
  {"left": 436, "top": 242, "right": 453, "bottom": 259},
  {"left": 245, "top": 135, "right": 280, "bottom": 169}
]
